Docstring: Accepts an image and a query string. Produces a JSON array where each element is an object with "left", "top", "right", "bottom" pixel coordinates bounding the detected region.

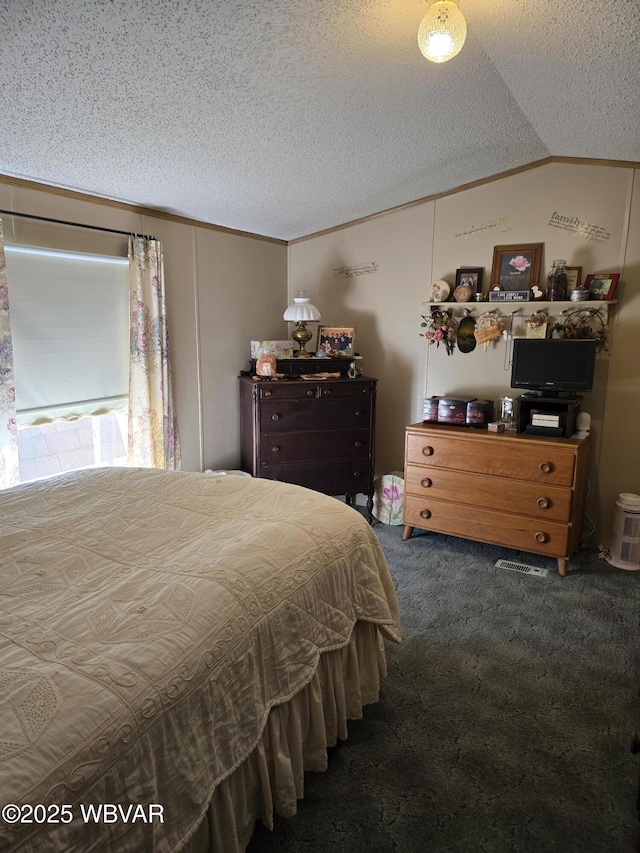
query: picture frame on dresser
[{"left": 317, "top": 326, "right": 356, "bottom": 357}]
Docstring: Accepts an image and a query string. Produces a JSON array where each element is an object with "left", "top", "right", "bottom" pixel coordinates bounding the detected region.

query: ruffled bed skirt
[{"left": 183, "top": 620, "right": 388, "bottom": 852}]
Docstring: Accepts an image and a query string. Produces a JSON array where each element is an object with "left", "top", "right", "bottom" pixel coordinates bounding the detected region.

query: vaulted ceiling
[{"left": 1, "top": 0, "right": 638, "bottom": 241}]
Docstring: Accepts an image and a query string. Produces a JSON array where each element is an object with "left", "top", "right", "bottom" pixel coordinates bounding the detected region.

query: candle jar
[{"left": 547, "top": 259, "right": 569, "bottom": 301}]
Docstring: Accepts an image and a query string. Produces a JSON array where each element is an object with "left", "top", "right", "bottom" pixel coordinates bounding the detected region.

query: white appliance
[{"left": 607, "top": 493, "right": 640, "bottom": 571}]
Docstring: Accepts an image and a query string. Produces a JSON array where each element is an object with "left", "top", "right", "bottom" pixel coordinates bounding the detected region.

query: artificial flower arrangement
[
  {"left": 550, "top": 308, "right": 608, "bottom": 351},
  {"left": 420, "top": 308, "right": 457, "bottom": 356}
]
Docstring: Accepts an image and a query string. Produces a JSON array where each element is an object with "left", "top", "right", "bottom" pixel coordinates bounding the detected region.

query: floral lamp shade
[{"left": 372, "top": 472, "right": 405, "bottom": 525}]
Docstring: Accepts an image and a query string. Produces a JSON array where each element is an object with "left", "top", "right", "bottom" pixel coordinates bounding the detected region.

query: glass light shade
[
  {"left": 418, "top": 0, "right": 467, "bottom": 64},
  {"left": 283, "top": 295, "right": 321, "bottom": 323}
]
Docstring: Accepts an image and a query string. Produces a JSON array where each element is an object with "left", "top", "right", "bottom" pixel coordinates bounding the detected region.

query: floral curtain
[
  {"left": 127, "top": 237, "right": 181, "bottom": 470},
  {"left": 0, "top": 220, "right": 19, "bottom": 490}
]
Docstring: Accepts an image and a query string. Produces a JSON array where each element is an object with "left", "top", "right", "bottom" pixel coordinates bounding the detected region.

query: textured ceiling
[{"left": 0, "top": 0, "right": 638, "bottom": 241}]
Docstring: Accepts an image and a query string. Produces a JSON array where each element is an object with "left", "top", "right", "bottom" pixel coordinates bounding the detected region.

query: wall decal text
[
  {"left": 548, "top": 211, "right": 610, "bottom": 243},
  {"left": 333, "top": 262, "right": 378, "bottom": 279},
  {"left": 455, "top": 216, "right": 511, "bottom": 239}
]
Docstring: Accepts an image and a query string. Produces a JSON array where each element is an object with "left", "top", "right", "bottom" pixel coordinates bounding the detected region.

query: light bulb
[{"left": 418, "top": 0, "right": 467, "bottom": 64}]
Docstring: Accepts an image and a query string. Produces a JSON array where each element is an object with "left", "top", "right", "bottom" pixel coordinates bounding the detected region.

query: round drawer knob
[
  {"left": 354, "top": 441, "right": 362, "bottom": 448},
  {"left": 537, "top": 498, "right": 550, "bottom": 509},
  {"left": 272, "top": 446, "right": 280, "bottom": 453},
  {"left": 324, "top": 389, "right": 331, "bottom": 395},
  {"left": 271, "top": 413, "right": 279, "bottom": 421},
  {"left": 420, "top": 509, "right": 431, "bottom": 520},
  {"left": 264, "top": 390, "right": 272, "bottom": 397},
  {"left": 422, "top": 446, "right": 434, "bottom": 457},
  {"left": 306, "top": 390, "right": 314, "bottom": 396},
  {"left": 355, "top": 410, "right": 362, "bottom": 417},
  {"left": 353, "top": 471, "right": 361, "bottom": 478},
  {"left": 535, "top": 532, "right": 548, "bottom": 543},
  {"left": 539, "top": 462, "right": 553, "bottom": 474},
  {"left": 420, "top": 478, "right": 432, "bottom": 488}
]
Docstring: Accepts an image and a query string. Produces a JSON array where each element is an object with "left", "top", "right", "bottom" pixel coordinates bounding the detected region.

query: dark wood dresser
[{"left": 239, "top": 374, "right": 377, "bottom": 515}]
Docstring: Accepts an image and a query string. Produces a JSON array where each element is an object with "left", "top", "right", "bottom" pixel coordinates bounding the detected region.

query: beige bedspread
[{"left": 0, "top": 468, "right": 400, "bottom": 852}]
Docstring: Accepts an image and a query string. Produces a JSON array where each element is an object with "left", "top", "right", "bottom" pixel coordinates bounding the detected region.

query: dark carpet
[{"left": 247, "top": 524, "right": 640, "bottom": 853}]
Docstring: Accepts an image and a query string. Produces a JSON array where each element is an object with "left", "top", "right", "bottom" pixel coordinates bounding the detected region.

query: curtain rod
[{"left": 0, "top": 209, "right": 156, "bottom": 241}]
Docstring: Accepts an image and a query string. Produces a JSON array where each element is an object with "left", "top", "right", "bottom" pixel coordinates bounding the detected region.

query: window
[{"left": 4, "top": 245, "right": 130, "bottom": 482}]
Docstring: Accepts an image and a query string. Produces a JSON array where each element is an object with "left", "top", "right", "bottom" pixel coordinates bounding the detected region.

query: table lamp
[{"left": 283, "top": 291, "right": 321, "bottom": 358}]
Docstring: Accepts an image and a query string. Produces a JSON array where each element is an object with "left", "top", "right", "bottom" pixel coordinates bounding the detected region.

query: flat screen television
[{"left": 510, "top": 338, "right": 597, "bottom": 396}]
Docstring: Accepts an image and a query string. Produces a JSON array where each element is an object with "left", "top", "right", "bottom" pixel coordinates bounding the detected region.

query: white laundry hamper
[
  {"left": 607, "top": 492, "right": 640, "bottom": 571},
  {"left": 372, "top": 471, "right": 405, "bottom": 525}
]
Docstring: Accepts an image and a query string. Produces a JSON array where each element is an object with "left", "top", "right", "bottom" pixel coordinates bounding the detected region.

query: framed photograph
[
  {"left": 585, "top": 273, "right": 619, "bottom": 301},
  {"left": 455, "top": 267, "right": 484, "bottom": 295},
  {"left": 490, "top": 244, "right": 543, "bottom": 292},
  {"left": 565, "top": 266, "right": 582, "bottom": 291},
  {"left": 317, "top": 326, "right": 356, "bottom": 357}
]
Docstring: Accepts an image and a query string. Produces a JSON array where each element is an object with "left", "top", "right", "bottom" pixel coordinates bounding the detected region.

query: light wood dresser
[{"left": 402, "top": 422, "right": 591, "bottom": 576}]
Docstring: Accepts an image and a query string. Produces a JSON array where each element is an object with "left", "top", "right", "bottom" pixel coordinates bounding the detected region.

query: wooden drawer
[
  {"left": 405, "top": 431, "right": 576, "bottom": 487},
  {"left": 261, "top": 460, "right": 371, "bottom": 493},
  {"left": 404, "top": 463, "right": 573, "bottom": 522},
  {"left": 260, "top": 399, "right": 372, "bottom": 433},
  {"left": 260, "top": 429, "right": 371, "bottom": 464},
  {"left": 317, "top": 382, "right": 374, "bottom": 399},
  {"left": 404, "top": 495, "right": 571, "bottom": 558},
  {"left": 260, "top": 383, "right": 319, "bottom": 400},
  {"left": 259, "top": 379, "right": 374, "bottom": 400}
]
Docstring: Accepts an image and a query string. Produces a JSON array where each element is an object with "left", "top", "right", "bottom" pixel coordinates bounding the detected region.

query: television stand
[{"left": 516, "top": 395, "right": 582, "bottom": 438}]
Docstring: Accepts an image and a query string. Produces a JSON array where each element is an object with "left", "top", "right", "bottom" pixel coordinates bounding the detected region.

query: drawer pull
[
  {"left": 420, "top": 478, "right": 432, "bottom": 488},
  {"left": 355, "top": 410, "right": 363, "bottom": 417},
  {"left": 535, "top": 532, "right": 548, "bottom": 543},
  {"left": 306, "top": 389, "right": 314, "bottom": 397},
  {"left": 422, "top": 445, "right": 434, "bottom": 457},
  {"left": 537, "top": 498, "right": 551, "bottom": 509},
  {"left": 264, "top": 390, "right": 272, "bottom": 397},
  {"left": 323, "top": 389, "right": 331, "bottom": 395},
  {"left": 539, "top": 462, "right": 553, "bottom": 474},
  {"left": 271, "top": 446, "right": 280, "bottom": 453},
  {"left": 420, "top": 509, "right": 431, "bottom": 520},
  {"left": 271, "top": 413, "right": 280, "bottom": 421},
  {"left": 354, "top": 441, "right": 362, "bottom": 448},
  {"left": 353, "top": 471, "right": 361, "bottom": 478}
]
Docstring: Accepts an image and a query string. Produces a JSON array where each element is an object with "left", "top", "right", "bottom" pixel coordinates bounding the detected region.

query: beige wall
[
  {"left": 289, "top": 162, "right": 638, "bottom": 543},
  {"left": 0, "top": 180, "right": 288, "bottom": 473}
]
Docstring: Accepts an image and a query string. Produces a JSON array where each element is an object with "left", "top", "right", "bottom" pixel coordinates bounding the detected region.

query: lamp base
[{"left": 292, "top": 324, "right": 313, "bottom": 358}]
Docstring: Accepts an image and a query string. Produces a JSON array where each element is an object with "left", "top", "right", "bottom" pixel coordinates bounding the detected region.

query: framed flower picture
[{"left": 490, "top": 244, "right": 543, "bottom": 292}]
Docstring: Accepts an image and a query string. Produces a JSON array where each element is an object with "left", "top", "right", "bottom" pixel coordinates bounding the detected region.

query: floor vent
[{"left": 494, "top": 559, "right": 548, "bottom": 578}]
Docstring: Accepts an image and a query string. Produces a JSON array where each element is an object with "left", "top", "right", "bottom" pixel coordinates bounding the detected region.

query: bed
[{"left": 0, "top": 468, "right": 401, "bottom": 852}]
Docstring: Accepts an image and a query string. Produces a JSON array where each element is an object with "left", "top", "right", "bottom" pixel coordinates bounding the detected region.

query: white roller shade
[{"left": 4, "top": 246, "right": 129, "bottom": 426}]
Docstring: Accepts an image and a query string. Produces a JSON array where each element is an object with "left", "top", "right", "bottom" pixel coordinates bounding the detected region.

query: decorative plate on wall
[{"left": 430, "top": 280, "right": 450, "bottom": 302}]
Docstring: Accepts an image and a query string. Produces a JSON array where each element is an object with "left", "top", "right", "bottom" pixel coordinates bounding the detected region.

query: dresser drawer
[
  {"left": 259, "top": 383, "right": 319, "bottom": 400},
  {"left": 317, "top": 382, "right": 375, "bottom": 399},
  {"left": 260, "top": 429, "right": 371, "bottom": 464},
  {"left": 262, "top": 460, "right": 372, "bottom": 493},
  {"left": 404, "top": 463, "right": 573, "bottom": 522},
  {"left": 260, "top": 399, "right": 372, "bottom": 433},
  {"left": 405, "top": 431, "right": 576, "bottom": 487},
  {"left": 404, "top": 496, "right": 571, "bottom": 557}
]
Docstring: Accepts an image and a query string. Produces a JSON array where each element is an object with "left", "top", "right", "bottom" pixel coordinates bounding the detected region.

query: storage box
[
  {"left": 438, "top": 397, "right": 476, "bottom": 425},
  {"left": 466, "top": 399, "right": 494, "bottom": 428},
  {"left": 422, "top": 396, "right": 441, "bottom": 423},
  {"left": 250, "top": 340, "right": 295, "bottom": 359}
]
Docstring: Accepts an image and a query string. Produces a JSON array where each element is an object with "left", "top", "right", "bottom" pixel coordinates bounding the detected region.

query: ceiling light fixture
[{"left": 417, "top": 0, "right": 467, "bottom": 64}]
